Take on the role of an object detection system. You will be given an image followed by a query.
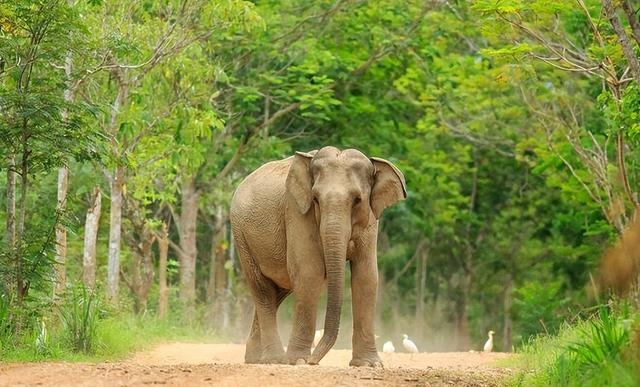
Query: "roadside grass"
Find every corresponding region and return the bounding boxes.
[0,287,220,362]
[507,302,640,387]
[1,313,218,362]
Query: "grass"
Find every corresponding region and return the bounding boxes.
[0,314,210,362]
[507,302,640,387]
[0,288,220,363]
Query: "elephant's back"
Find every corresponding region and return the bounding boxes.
[230,157,292,214]
[230,157,292,239]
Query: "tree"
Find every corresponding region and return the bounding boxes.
[0,0,95,308]
[82,187,101,289]
[473,0,639,232]
[76,0,263,304]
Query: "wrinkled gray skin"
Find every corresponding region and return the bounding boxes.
[230,146,406,367]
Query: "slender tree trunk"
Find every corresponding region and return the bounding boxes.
[4,155,16,296]
[502,275,513,352]
[82,187,101,289]
[414,243,428,334]
[121,196,157,314]
[158,223,169,319]
[208,206,229,328]
[129,230,155,315]
[453,153,478,350]
[55,26,76,297]
[177,177,200,316]
[16,129,30,304]
[602,0,640,85]
[226,229,236,330]
[107,165,125,302]
[621,0,640,46]
[105,68,128,303]
[453,270,472,351]
[54,166,69,297]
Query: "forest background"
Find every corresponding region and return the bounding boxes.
[1,0,639,355]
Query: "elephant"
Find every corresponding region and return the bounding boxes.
[229,146,406,367]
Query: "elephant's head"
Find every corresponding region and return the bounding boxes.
[285,146,406,363]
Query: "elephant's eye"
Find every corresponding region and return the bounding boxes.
[353,196,362,206]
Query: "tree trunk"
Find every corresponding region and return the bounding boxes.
[453,270,472,351]
[621,0,640,47]
[54,166,69,298]
[4,154,16,296]
[105,65,129,303]
[158,223,169,319]
[208,206,229,328]
[602,0,640,85]
[129,229,155,315]
[16,131,29,304]
[177,177,200,317]
[121,196,157,314]
[414,242,429,335]
[502,275,513,352]
[55,24,75,298]
[107,165,125,302]
[82,187,101,289]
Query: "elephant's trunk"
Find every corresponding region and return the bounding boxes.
[308,204,350,364]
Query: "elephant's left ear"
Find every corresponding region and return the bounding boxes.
[370,157,407,219]
[286,151,316,214]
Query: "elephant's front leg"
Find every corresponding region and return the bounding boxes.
[349,256,383,367]
[286,253,325,364]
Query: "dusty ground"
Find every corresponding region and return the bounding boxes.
[0,343,516,387]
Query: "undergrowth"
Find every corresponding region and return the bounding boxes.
[508,301,640,387]
[0,285,218,362]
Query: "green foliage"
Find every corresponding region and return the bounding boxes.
[509,303,639,387]
[0,293,12,349]
[565,306,630,367]
[1,3,640,382]
[513,281,570,340]
[0,0,97,167]
[0,289,219,361]
[58,285,100,354]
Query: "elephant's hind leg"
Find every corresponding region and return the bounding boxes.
[253,278,288,364]
[237,245,289,363]
[243,286,288,363]
[245,289,289,364]
[244,311,261,364]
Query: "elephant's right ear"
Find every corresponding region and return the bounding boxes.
[286,151,315,214]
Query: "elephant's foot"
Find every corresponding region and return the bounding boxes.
[244,346,262,364]
[349,353,383,367]
[245,354,262,364]
[260,354,288,364]
[286,347,312,365]
[259,346,288,364]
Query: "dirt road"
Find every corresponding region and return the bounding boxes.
[0,343,515,387]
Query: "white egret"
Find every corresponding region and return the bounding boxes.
[402,334,418,358]
[382,340,395,353]
[483,330,495,353]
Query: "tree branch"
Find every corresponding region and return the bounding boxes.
[384,238,427,292]
[214,101,302,181]
[602,0,640,86]
[620,0,640,47]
